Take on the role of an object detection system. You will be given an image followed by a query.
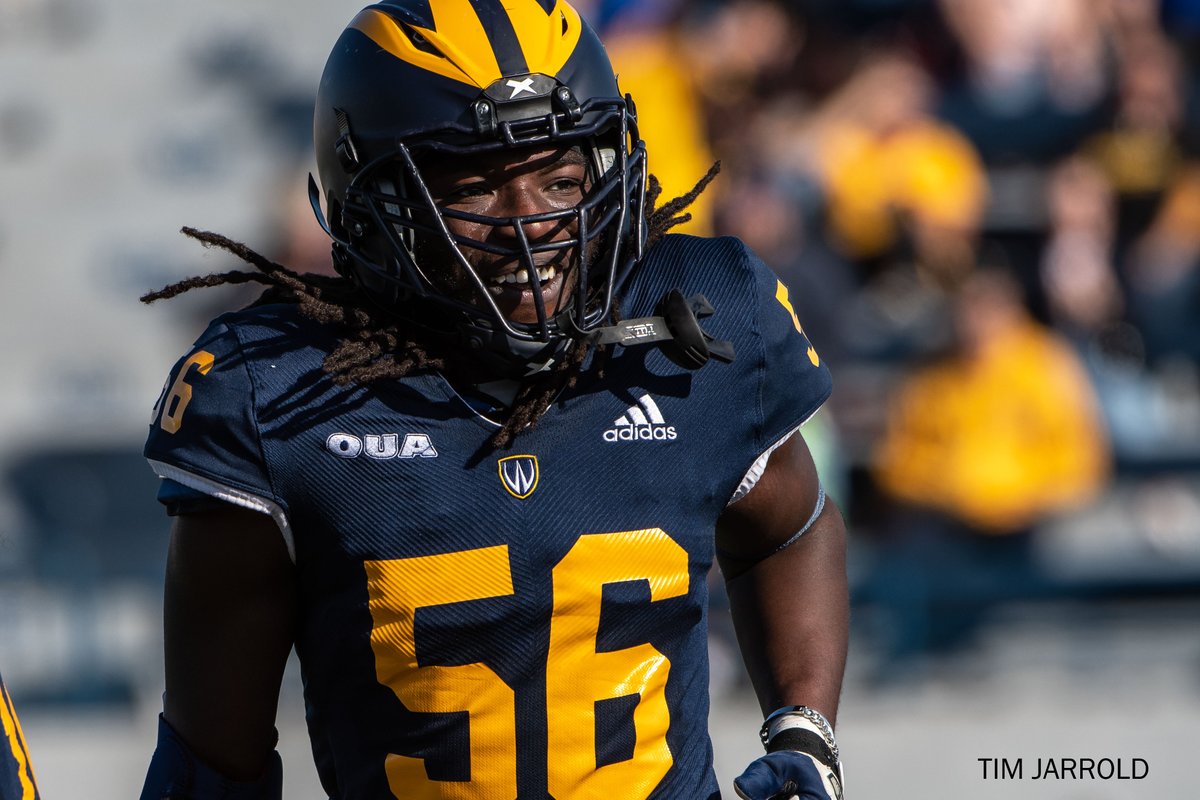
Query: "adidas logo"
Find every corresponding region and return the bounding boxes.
[602,394,678,442]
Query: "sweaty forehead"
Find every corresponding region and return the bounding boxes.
[417,145,586,182]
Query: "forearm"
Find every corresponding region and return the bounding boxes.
[163,585,292,778]
[161,509,298,780]
[724,500,849,725]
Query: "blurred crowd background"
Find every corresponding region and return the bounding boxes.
[592,0,1200,683]
[2,0,1200,797]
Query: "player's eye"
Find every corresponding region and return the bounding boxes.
[443,183,490,203]
[546,177,584,193]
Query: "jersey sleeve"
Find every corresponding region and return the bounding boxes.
[143,319,287,525]
[745,243,833,446]
[721,242,833,505]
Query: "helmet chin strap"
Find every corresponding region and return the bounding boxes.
[576,290,736,370]
[454,324,570,378]
[443,289,737,379]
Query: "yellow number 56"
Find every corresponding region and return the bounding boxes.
[364,528,690,800]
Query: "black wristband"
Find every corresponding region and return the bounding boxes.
[767,727,838,769]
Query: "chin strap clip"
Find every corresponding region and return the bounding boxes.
[584,290,735,369]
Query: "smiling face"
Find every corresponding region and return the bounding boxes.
[413,145,590,327]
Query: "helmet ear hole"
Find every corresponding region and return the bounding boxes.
[597,147,616,175]
[372,173,419,259]
[333,108,361,172]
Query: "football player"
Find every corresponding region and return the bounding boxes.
[139,2,848,799]
[0,672,39,800]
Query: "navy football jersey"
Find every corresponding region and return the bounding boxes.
[144,234,831,800]
[0,674,39,800]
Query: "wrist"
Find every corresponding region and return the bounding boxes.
[760,705,839,765]
[757,705,845,799]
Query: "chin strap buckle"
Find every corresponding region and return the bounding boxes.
[657,290,736,368]
[584,290,735,369]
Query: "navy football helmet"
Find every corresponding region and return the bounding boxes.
[311,0,647,373]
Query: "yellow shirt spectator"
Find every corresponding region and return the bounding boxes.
[821,120,987,262]
[606,31,715,235]
[872,270,1110,532]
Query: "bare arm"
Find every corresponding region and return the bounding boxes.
[715,432,849,726]
[162,505,298,780]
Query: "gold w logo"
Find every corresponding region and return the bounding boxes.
[498,455,539,499]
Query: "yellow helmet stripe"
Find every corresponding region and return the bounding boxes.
[350,3,502,89]
[504,0,583,77]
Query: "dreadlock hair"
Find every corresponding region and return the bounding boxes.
[142,162,721,450]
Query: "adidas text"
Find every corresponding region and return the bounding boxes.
[603,424,677,442]
[603,394,676,443]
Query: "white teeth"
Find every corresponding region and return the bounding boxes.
[487,266,557,288]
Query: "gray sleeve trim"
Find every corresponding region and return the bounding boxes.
[714,479,827,566]
[726,405,820,507]
[769,481,826,555]
[147,460,296,563]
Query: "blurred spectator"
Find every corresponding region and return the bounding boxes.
[1101,0,1173,48]
[604,0,807,234]
[603,2,717,234]
[1039,155,1125,337]
[936,0,1113,167]
[861,265,1111,670]
[801,50,988,284]
[1123,165,1200,365]
[873,265,1110,532]
[1037,154,1160,456]
[1084,30,1187,244]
